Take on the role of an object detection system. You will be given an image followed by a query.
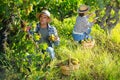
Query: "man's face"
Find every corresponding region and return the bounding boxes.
[39,14,50,25]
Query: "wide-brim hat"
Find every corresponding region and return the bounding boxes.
[78,5,89,13]
[36,10,51,19]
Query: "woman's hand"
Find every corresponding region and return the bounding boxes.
[92,17,99,23]
[92,19,97,23]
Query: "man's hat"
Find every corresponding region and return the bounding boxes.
[78,5,89,13]
[36,10,51,19]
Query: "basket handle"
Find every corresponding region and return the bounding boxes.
[69,54,72,66]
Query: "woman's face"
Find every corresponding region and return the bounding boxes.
[39,14,50,25]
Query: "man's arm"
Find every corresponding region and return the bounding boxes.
[52,27,60,46]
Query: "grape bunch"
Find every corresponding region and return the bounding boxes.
[49,34,55,41]
[33,33,41,41]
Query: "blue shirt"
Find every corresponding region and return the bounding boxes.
[33,23,60,47]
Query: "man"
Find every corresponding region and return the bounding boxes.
[29,10,60,59]
[72,5,96,43]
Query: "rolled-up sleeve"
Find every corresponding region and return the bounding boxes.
[53,27,60,46]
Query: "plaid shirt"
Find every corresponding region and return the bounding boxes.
[29,23,60,47]
[73,16,93,34]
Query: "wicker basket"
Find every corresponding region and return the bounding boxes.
[82,39,95,48]
[60,55,80,75]
[61,64,80,75]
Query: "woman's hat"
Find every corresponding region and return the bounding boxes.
[36,10,51,19]
[78,5,89,13]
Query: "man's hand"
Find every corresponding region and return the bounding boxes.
[54,36,59,41]
[26,26,31,32]
[49,34,58,42]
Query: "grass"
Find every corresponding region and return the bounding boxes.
[111,23,120,43]
[52,18,120,80]
[1,17,120,80]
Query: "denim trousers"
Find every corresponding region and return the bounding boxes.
[46,47,55,59]
[72,28,91,41]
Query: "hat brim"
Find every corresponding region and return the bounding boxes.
[78,6,90,13]
[36,12,51,19]
[36,13,51,22]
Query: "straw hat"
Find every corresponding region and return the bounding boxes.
[78,5,89,13]
[36,10,51,19]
